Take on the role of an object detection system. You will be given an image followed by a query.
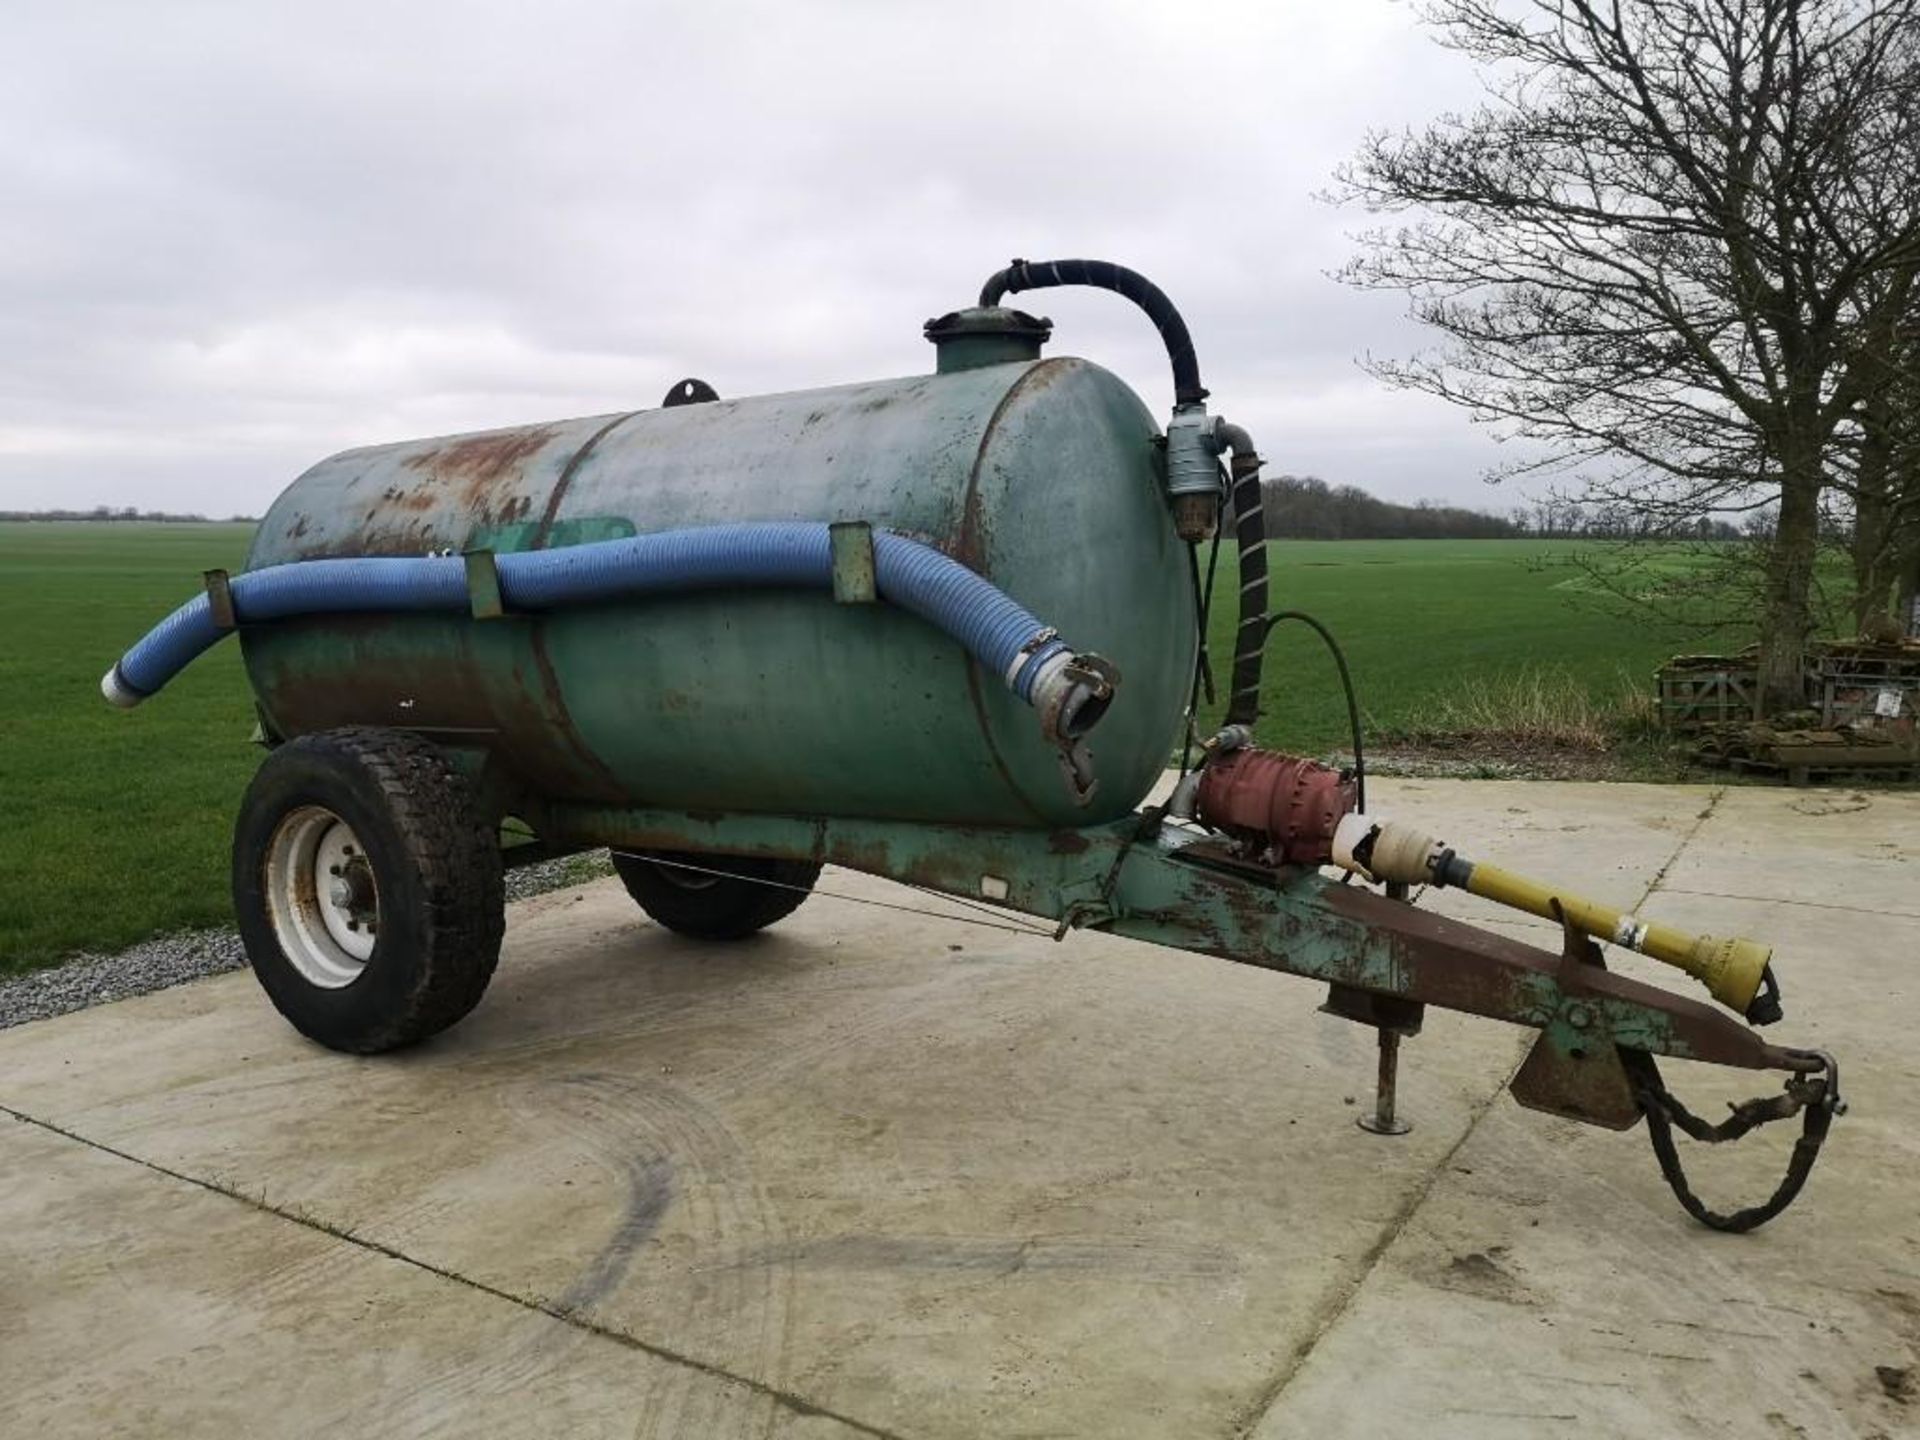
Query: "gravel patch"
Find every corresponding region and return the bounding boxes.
[0,849,614,1033]
[504,848,613,902]
[0,928,249,1032]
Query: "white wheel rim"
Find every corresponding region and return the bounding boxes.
[266,806,378,988]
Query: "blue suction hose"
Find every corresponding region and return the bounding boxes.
[102,522,1115,749]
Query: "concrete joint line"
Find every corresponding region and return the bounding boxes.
[1637,786,1725,910]
[2,1104,911,1440]
[1226,788,1729,1437]
[1222,1056,1522,1438]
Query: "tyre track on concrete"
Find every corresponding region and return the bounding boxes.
[1226,788,1728,1437]
[244,1069,800,1439]
[0,1105,905,1440]
[510,1072,800,1440]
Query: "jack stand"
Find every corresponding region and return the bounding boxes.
[1343,879,1421,1135]
[1357,1027,1412,1136]
[1319,877,1425,1138]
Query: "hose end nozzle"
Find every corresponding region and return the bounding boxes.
[101,663,146,709]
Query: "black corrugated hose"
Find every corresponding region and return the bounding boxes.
[977,259,1209,406]
[1220,449,1269,730]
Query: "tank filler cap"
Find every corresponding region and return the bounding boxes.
[924,306,1052,374]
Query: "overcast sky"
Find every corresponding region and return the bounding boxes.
[0,0,1515,518]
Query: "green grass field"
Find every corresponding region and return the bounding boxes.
[0,525,1716,975]
[1,523,261,973]
[1194,539,1703,752]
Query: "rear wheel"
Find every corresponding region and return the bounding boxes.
[610,850,820,940]
[233,728,504,1053]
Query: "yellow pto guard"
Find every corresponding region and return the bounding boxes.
[1334,815,1780,1023]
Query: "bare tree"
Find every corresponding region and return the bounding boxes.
[1835,278,1920,632]
[1336,0,1920,708]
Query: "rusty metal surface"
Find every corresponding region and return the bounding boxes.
[540,801,1815,1101]
[256,415,617,560]
[1193,747,1356,864]
[1503,918,1644,1128]
[202,569,237,632]
[1319,983,1423,1036]
[828,521,877,604]
[1310,881,1791,1070]
[243,359,1192,829]
[246,615,621,803]
[1510,1033,1642,1129]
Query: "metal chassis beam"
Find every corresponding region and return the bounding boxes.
[540,802,1809,1120]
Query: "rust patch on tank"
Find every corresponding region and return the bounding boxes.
[830,837,895,877]
[244,615,620,801]
[376,424,563,539]
[403,426,560,492]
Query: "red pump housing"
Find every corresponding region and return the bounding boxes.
[1194,747,1357,865]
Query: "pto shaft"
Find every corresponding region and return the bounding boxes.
[1332,816,1779,1023]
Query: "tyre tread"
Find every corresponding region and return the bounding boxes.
[235,727,503,1053]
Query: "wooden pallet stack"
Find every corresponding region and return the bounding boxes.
[1660,641,1919,785]
[1656,654,1761,730]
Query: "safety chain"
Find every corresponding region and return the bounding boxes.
[1620,1048,1845,1233]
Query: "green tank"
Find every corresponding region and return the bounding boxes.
[243,336,1197,827]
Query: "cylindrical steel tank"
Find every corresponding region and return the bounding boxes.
[244,351,1195,827]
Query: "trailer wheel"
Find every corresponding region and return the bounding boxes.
[232,728,504,1054]
[610,850,821,939]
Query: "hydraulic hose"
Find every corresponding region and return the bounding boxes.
[977,259,1208,406]
[1213,421,1267,728]
[102,523,1110,743]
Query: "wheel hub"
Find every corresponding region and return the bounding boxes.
[265,806,379,988]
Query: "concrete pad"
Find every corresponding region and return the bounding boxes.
[0,1114,864,1438]
[3,779,1914,1438]
[1664,784,1920,920]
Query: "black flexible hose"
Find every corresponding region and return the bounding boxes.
[977,259,1208,406]
[1264,610,1367,815]
[1220,447,1268,728]
[1177,528,1225,780]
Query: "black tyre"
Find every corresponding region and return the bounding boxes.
[232,727,504,1054]
[610,850,820,940]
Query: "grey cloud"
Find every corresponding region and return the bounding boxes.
[1,0,1513,517]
